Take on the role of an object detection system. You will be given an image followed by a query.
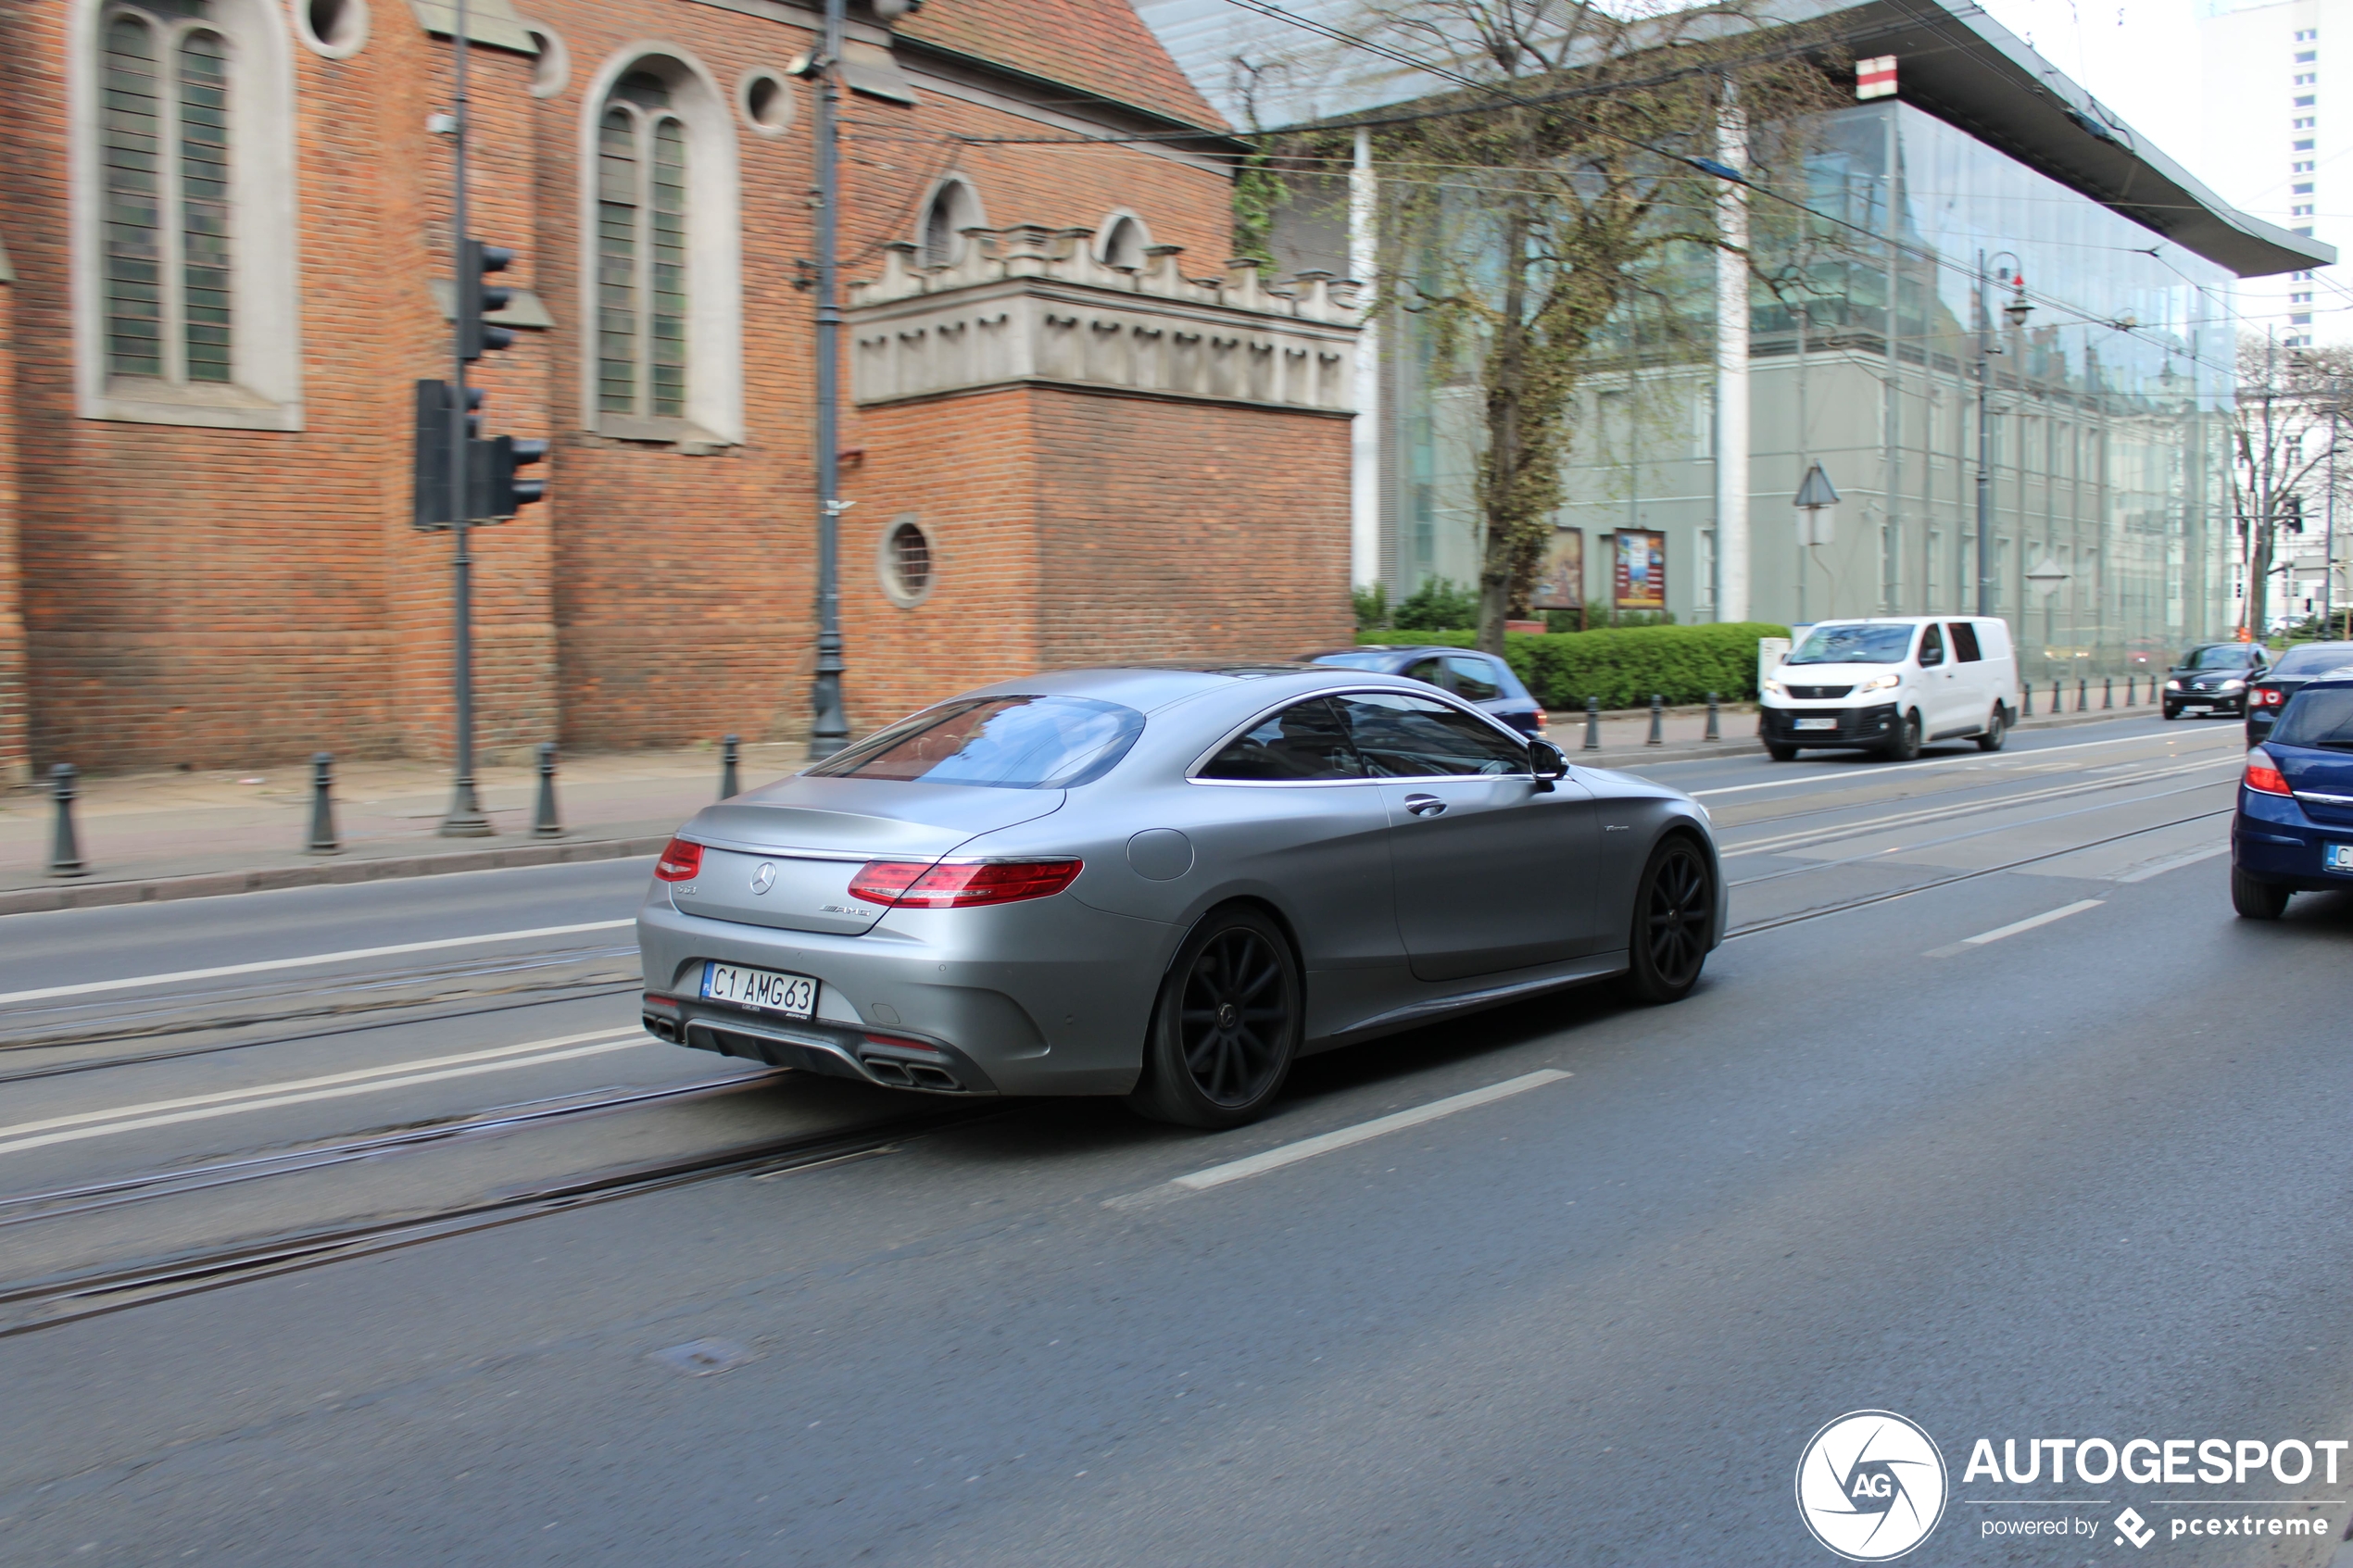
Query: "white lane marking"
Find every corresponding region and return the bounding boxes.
[1926,899,2104,959]
[1162,1070,1569,1196]
[2113,843,2232,884]
[0,920,636,1009]
[0,1029,640,1145]
[0,1033,650,1160]
[1687,732,2229,799]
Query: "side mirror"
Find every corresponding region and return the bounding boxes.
[1529,738,1568,788]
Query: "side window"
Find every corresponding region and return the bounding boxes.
[1947,622,1983,663]
[1918,623,1945,667]
[1444,655,1503,702]
[1331,693,1529,778]
[1199,699,1364,782]
[1402,657,1448,691]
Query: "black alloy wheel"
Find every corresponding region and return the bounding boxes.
[1130,908,1301,1129]
[1621,838,1712,1004]
[1975,705,2007,752]
[1882,709,1922,761]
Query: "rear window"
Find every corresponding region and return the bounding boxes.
[807,696,1144,789]
[2273,686,2353,750]
[1789,623,1917,665]
[2269,645,2353,679]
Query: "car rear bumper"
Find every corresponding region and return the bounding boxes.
[636,889,1176,1098]
[2233,788,2353,889]
[1758,702,1899,748]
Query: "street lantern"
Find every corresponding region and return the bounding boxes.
[2024,558,2070,600]
[2004,275,2032,329]
[1793,461,1839,546]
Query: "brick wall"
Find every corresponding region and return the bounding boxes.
[0,0,1306,772]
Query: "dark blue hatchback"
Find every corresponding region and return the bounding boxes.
[1302,646,1548,735]
[2233,675,2353,919]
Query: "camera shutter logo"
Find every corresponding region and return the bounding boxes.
[1794,1410,1948,1561]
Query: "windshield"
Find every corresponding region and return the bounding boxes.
[805,696,1145,789]
[2273,686,2353,750]
[2183,646,2259,670]
[2269,646,2353,679]
[1787,623,1917,666]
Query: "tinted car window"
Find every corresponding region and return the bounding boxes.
[1918,623,1944,666]
[808,696,1144,789]
[2273,687,2353,749]
[1445,655,1504,701]
[1947,622,1982,662]
[1402,657,1449,691]
[2183,646,2259,669]
[1199,698,1364,782]
[1788,623,1916,665]
[1332,692,1529,777]
[2268,645,2353,679]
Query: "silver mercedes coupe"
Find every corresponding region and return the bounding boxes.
[636,663,1722,1128]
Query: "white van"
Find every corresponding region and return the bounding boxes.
[1758,616,2020,760]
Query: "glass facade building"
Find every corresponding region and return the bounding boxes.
[1384,99,2245,679]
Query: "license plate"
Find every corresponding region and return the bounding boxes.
[1794,717,1840,731]
[2182,705,2210,715]
[2328,845,2353,874]
[701,961,816,1017]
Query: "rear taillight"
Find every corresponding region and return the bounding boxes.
[2245,748,2293,797]
[849,859,1083,909]
[1531,709,1548,732]
[654,837,704,881]
[2258,686,2286,707]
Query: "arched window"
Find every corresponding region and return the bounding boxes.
[918,179,984,268]
[580,47,741,445]
[598,74,689,420]
[77,0,300,428]
[1099,212,1149,270]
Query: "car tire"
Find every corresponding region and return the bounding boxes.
[1767,742,1799,761]
[2162,706,2179,721]
[1619,836,1712,1005]
[2231,866,2292,921]
[1881,709,1922,761]
[1975,706,2007,752]
[1128,906,1301,1130]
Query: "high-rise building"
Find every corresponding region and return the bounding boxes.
[2201,0,2344,346]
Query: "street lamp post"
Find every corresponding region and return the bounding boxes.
[805,0,851,759]
[1975,249,2031,618]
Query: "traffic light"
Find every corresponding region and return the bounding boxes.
[2283,494,2306,535]
[412,379,547,525]
[471,433,548,519]
[458,238,517,361]
[413,379,453,528]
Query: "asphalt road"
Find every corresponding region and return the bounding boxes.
[3,715,2347,1566]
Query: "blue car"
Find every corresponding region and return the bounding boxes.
[2233,674,2353,919]
[1302,645,1548,735]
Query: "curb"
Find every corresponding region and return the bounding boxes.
[0,834,672,919]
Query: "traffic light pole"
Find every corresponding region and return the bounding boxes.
[806,0,850,759]
[441,0,490,834]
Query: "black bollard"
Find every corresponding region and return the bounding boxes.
[1705,692,1720,742]
[2052,678,2063,713]
[2076,677,2088,713]
[2022,683,2033,717]
[721,734,740,800]
[1646,693,1665,746]
[2102,677,2114,710]
[48,763,87,879]
[306,752,339,855]
[534,742,562,837]
[1582,696,1601,752]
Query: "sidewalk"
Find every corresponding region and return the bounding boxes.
[0,700,2146,917]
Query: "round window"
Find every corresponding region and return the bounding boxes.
[878,516,935,608]
[298,0,370,57]
[739,67,795,136]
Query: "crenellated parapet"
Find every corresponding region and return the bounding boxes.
[848,225,1363,412]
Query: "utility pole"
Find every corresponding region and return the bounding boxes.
[1712,75,1750,624]
[439,0,489,835]
[805,0,850,759]
[1974,249,2026,618]
[2328,386,2342,636]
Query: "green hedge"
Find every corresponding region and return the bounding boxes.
[1355,621,1792,710]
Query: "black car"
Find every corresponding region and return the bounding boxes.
[2246,642,2353,744]
[2162,642,2272,719]
[1304,646,1548,734]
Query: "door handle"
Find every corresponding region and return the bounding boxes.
[1404,794,1446,817]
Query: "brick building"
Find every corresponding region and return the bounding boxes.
[0,0,1358,783]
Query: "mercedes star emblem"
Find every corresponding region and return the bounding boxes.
[749,861,777,896]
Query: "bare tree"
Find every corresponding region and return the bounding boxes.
[2230,335,2353,636]
[1277,0,1848,649]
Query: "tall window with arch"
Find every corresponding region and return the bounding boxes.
[919,180,983,269]
[598,72,689,420]
[102,0,234,385]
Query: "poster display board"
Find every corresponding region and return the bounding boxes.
[1529,527,1583,610]
[1614,529,1667,611]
